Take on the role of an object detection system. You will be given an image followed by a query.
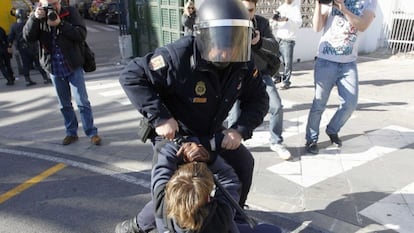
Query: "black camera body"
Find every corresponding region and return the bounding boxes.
[319,0,333,4]
[43,4,58,21]
[272,11,281,21]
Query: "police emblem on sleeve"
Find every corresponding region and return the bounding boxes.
[193,81,207,103]
[149,55,166,71]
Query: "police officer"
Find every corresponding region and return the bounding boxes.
[116,0,269,231]
[0,26,15,86]
[8,8,51,86]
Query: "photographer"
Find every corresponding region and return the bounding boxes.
[269,0,302,90]
[305,0,377,154]
[23,0,101,146]
[228,0,291,160]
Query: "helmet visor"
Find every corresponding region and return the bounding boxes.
[196,19,252,63]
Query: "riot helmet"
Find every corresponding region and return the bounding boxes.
[194,0,253,63]
[14,9,27,20]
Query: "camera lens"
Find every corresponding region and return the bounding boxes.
[48,11,58,21]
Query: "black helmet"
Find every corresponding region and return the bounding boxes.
[194,0,253,63]
[15,9,27,20]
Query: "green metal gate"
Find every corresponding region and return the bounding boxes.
[128,0,184,57]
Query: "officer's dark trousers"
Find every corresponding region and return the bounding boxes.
[136,142,255,231]
[19,48,48,82]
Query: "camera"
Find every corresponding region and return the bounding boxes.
[252,29,257,39]
[272,11,281,21]
[319,0,333,4]
[43,4,58,21]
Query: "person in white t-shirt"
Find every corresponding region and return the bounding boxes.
[269,0,302,90]
[305,0,377,154]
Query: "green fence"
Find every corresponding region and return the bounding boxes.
[128,0,185,57]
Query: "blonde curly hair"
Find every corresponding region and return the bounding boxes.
[165,162,215,232]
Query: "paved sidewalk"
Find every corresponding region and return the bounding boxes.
[246,55,414,233]
[1,54,413,233]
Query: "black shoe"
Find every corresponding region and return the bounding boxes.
[305,141,319,154]
[6,81,14,86]
[26,81,37,86]
[326,131,342,147]
[272,76,282,84]
[115,217,145,233]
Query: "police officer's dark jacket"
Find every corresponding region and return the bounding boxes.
[119,36,269,149]
[23,6,85,73]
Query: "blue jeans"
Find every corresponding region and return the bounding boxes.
[227,75,284,144]
[278,39,295,86]
[50,67,98,137]
[305,58,358,142]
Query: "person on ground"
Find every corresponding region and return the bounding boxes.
[305,0,377,154]
[228,0,291,160]
[8,8,52,86]
[23,0,101,146]
[181,0,196,36]
[117,143,282,233]
[117,0,269,231]
[269,0,302,90]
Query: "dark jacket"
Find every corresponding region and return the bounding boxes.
[251,15,279,76]
[151,141,241,233]
[23,6,86,73]
[0,27,8,54]
[119,36,269,144]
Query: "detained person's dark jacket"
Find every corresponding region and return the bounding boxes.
[251,15,279,76]
[23,6,85,73]
[151,141,241,233]
[119,36,269,146]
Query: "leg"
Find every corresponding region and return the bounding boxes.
[68,67,98,137]
[137,201,156,232]
[19,49,36,85]
[31,48,51,83]
[220,144,254,207]
[0,53,15,84]
[262,75,283,145]
[326,61,358,134]
[281,40,295,88]
[305,58,337,143]
[263,75,291,159]
[50,72,79,136]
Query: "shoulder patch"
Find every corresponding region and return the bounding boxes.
[149,55,166,71]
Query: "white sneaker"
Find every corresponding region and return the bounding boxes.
[270,143,292,160]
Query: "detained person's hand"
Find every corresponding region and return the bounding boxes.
[176,142,210,163]
[221,128,242,150]
[155,117,179,140]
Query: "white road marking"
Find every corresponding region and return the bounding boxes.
[267,126,414,187]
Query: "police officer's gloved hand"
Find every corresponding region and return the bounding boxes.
[176,142,210,163]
